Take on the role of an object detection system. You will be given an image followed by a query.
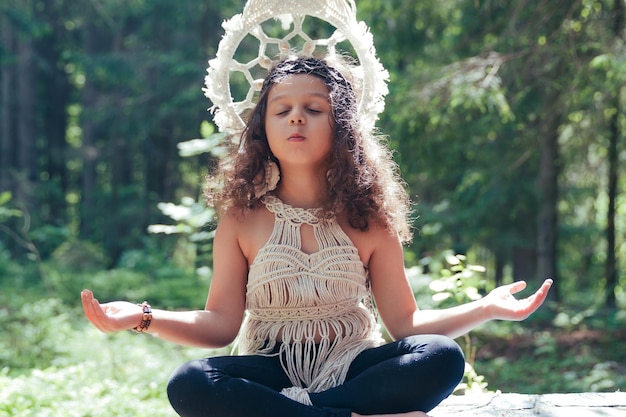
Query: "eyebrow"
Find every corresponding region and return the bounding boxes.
[268,91,330,105]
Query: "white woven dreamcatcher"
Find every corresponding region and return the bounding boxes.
[204,0,389,136]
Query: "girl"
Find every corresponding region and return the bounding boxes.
[81,56,552,417]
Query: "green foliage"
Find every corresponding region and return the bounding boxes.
[148,196,216,276]
[0,192,21,222]
[0,193,49,286]
[0,324,221,417]
[0,286,224,416]
[408,251,492,394]
[358,0,626,301]
[0,249,42,299]
[43,261,207,309]
[50,240,109,272]
[431,253,491,394]
[177,122,229,158]
[150,197,216,240]
[475,325,626,394]
[426,251,488,306]
[0,247,11,280]
[471,294,626,393]
[456,362,489,395]
[147,126,227,274]
[0,249,623,417]
[27,225,73,260]
[1,1,625,410]
[3,0,624,313]
[0,298,72,372]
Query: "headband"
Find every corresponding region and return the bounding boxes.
[203,0,389,136]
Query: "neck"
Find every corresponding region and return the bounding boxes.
[274,165,327,209]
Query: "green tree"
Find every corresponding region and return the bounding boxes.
[359,0,623,306]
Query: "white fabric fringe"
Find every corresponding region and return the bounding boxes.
[238,195,383,393]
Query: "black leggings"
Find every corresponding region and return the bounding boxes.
[167,334,465,417]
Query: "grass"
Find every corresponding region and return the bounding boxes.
[469,309,626,394]
[2,309,625,417]
[1,257,624,415]
[0,323,227,417]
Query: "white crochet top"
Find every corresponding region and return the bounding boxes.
[238,194,383,393]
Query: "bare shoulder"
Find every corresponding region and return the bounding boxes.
[337,215,400,267]
[217,205,267,229]
[218,205,274,263]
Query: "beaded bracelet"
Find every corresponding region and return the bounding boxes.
[133,301,152,333]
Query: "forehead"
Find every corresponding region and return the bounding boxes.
[267,74,330,102]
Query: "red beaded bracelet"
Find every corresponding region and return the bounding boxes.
[133,301,152,333]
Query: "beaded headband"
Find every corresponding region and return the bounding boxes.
[203,0,389,136]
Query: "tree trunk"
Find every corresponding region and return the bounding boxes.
[107,133,132,264]
[605,96,618,309]
[16,2,38,211]
[494,251,505,287]
[79,9,99,240]
[536,103,560,302]
[512,246,536,282]
[604,0,624,310]
[38,0,70,224]
[1,12,16,194]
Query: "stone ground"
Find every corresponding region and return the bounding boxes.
[430,391,626,416]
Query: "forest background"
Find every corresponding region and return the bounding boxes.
[1,0,625,416]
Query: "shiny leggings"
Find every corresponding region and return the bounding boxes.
[167,334,465,417]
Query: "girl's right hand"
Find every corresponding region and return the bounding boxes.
[81,289,143,333]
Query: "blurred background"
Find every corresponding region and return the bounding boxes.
[0,1,624,415]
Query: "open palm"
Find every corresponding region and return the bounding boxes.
[484,279,553,321]
[81,289,141,333]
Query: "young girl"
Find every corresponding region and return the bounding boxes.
[81,56,553,417]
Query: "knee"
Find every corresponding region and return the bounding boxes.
[404,334,466,379]
[433,334,464,358]
[167,360,208,414]
[168,359,206,394]
[430,335,466,383]
[402,334,463,356]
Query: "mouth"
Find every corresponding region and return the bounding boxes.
[288,133,305,141]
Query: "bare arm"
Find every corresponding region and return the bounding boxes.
[368,229,553,340]
[81,211,248,348]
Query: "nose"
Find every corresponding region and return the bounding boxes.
[289,111,305,125]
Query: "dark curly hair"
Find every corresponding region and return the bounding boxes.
[206,56,412,242]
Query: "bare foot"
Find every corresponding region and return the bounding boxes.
[351,412,429,417]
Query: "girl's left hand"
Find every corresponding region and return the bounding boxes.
[484,279,553,321]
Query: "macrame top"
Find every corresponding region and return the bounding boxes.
[238,194,384,393]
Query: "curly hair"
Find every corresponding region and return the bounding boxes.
[205,56,412,242]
